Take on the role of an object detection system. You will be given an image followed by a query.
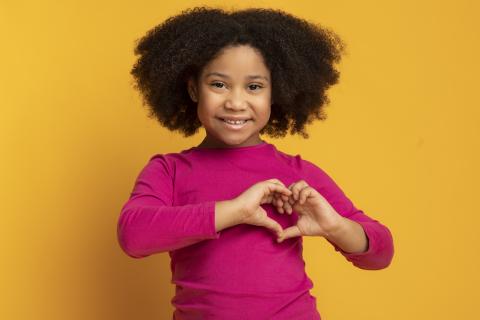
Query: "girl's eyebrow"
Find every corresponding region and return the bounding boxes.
[205,72,269,82]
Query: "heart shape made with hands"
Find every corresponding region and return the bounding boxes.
[272,180,343,243]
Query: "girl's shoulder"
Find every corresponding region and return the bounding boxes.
[140,149,189,177]
[269,144,307,169]
[271,146,335,181]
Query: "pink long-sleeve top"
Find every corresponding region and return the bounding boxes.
[117,141,394,319]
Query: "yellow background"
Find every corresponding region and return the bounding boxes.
[1,0,479,319]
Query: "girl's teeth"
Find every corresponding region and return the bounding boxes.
[224,119,247,124]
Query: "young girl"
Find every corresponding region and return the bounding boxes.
[117,6,394,320]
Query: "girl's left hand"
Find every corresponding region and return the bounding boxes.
[273,180,344,243]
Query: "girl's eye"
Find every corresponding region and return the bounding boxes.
[248,84,262,91]
[210,82,263,91]
[211,82,225,89]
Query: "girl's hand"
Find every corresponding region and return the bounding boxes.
[273,180,344,243]
[233,179,293,237]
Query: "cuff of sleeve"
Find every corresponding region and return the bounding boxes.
[206,201,221,239]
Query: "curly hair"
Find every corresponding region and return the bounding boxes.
[130,6,345,138]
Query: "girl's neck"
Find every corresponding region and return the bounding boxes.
[196,135,264,149]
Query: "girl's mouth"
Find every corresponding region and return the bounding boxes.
[219,118,250,129]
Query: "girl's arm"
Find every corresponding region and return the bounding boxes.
[323,209,393,270]
[117,155,240,258]
[323,216,369,254]
[298,157,394,270]
[118,201,220,258]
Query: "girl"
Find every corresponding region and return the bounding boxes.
[117,6,394,320]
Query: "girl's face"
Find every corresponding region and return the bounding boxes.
[188,45,272,148]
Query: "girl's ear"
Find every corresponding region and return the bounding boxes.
[187,78,198,102]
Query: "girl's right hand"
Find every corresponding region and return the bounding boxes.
[233,179,293,237]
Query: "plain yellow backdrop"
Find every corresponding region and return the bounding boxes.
[1,0,479,319]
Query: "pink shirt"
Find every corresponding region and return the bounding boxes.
[117,141,394,319]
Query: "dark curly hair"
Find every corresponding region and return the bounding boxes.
[130,6,346,138]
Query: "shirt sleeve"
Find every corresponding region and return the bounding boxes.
[117,154,221,258]
[298,157,394,270]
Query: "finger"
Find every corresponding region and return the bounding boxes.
[288,182,298,200]
[277,225,302,243]
[271,192,278,202]
[273,191,290,203]
[272,194,279,205]
[266,178,287,188]
[298,186,312,205]
[262,216,284,236]
[290,180,309,200]
[270,192,289,212]
[268,180,293,195]
[275,198,285,214]
[288,196,295,205]
[267,182,292,197]
[283,200,293,215]
[277,192,290,213]
[287,182,300,204]
[262,192,277,205]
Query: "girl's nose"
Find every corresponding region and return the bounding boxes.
[225,90,247,111]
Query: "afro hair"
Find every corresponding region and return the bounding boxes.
[130,6,346,138]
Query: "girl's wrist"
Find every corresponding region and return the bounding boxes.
[323,215,347,238]
[214,200,244,232]
[323,217,369,254]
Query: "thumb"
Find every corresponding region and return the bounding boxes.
[277,225,302,243]
[258,214,284,237]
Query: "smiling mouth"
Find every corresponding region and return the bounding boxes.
[219,118,250,125]
[218,118,251,129]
